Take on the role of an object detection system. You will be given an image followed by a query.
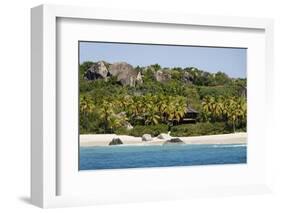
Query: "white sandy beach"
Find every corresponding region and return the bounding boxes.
[80,132,247,147]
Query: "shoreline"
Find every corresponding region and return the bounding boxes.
[80,132,247,147]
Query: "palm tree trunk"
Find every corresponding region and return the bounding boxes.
[232,120,236,133]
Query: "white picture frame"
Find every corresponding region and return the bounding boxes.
[31,4,274,208]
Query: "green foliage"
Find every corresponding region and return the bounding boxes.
[197,86,238,98]
[79,61,247,135]
[115,125,169,137]
[201,96,247,132]
[171,70,184,81]
[213,72,231,85]
[150,63,161,71]
[183,68,231,86]
[79,61,94,80]
[124,124,169,137]
[114,127,130,135]
[142,68,155,82]
[79,93,188,134]
[170,122,230,137]
[79,61,94,73]
[184,86,201,110]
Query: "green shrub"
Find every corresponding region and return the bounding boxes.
[114,127,130,135]
[131,124,169,137]
[197,86,238,98]
[235,126,247,133]
[115,124,169,137]
[170,122,231,137]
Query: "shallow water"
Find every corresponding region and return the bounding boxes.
[79,144,247,170]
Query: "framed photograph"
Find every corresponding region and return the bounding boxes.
[31,4,274,208]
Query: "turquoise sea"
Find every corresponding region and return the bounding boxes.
[79,143,247,170]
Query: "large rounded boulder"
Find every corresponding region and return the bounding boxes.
[154,69,171,83]
[142,134,153,141]
[157,133,171,140]
[84,61,109,80]
[109,138,123,145]
[164,138,184,144]
[108,62,142,86]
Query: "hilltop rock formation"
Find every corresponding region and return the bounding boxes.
[154,69,171,83]
[84,61,109,80]
[182,71,193,84]
[84,61,142,87]
[108,62,142,86]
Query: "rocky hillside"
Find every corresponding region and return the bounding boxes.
[84,61,143,86]
[84,61,196,86]
[79,60,247,134]
[82,61,246,96]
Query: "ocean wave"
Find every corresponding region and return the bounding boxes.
[212,144,247,148]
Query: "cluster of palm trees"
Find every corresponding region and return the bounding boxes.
[117,94,188,126]
[201,96,247,132]
[80,93,247,134]
[80,94,188,133]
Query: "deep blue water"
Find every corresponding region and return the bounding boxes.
[79,144,247,170]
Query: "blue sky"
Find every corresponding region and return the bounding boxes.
[79,42,247,78]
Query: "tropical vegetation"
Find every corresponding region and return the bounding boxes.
[79,61,247,136]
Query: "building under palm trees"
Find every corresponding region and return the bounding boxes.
[171,106,198,125]
[181,107,199,124]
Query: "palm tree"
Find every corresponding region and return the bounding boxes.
[173,96,187,122]
[98,100,114,133]
[144,99,161,125]
[156,94,168,122]
[116,95,133,113]
[80,95,94,114]
[163,96,175,122]
[201,96,247,131]
[166,96,187,124]
[145,109,160,125]
[79,95,95,133]
[108,112,128,132]
[234,97,247,128]
[224,97,240,133]
[128,96,145,125]
[213,96,225,121]
[202,96,215,121]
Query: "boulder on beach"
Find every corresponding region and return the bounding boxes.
[109,138,123,145]
[142,134,152,141]
[165,138,184,144]
[157,133,171,140]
